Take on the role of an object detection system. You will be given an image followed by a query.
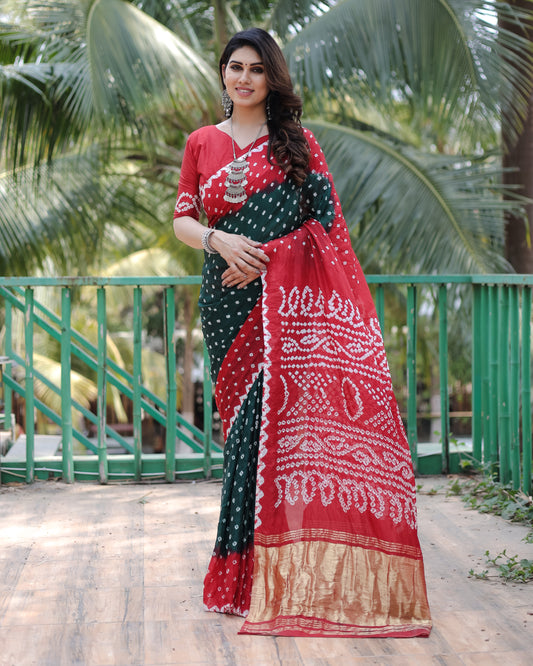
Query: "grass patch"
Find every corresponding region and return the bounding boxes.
[469,549,533,583]
[448,475,533,583]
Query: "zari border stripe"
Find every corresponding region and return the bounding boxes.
[239,614,432,637]
[254,528,422,559]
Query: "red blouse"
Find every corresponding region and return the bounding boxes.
[173,125,280,227]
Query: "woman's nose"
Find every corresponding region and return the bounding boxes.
[238,68,251,83]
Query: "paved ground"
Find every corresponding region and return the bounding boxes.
[0,475,531,665]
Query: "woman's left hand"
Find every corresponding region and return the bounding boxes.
[221,264,264,289]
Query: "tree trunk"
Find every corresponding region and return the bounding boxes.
[213,0,229,63]
[501,1,533,273]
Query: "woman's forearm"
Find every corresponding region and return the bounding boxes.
[172,215,208,250]
[173,215,269,288]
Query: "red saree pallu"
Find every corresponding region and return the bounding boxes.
[238,220,432,637]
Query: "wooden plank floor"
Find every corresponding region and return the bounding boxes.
[0,476,531,666]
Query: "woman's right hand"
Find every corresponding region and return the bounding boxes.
[210,230,270,289]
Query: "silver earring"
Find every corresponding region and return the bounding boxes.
[222,89,233,117]
[266,95,272,121]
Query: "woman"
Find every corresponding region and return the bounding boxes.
[173,27,432,638]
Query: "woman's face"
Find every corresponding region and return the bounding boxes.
[222,45,269,114]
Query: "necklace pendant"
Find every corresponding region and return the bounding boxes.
[224,120,266,205]
[228,157,249,175]
[223,186,248,203]
[224,157,250,203]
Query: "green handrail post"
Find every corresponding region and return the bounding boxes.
[97,287,108,484]
[509,286,520,490]
[133,286,143,482]
[488,285,499,476]
[498,286,510,484]
[480,285,490,467]
[24,287,35,483]
[472,284,483,466]
[4,299,13,425]
[480,284,491,465]
[438,284,450,474]
[521,287,532,495]
[406,285,418,468]
[61,287,74,483]
[165,287,177,482]
[203,344,213,479]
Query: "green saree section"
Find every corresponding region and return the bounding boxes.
[212,371,262,558]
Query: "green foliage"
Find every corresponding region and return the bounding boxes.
[468,567,489,580]
[446,477,464,496]
[459,456,476,472]
[1,0,533,279]
[286,0,533,151]
[416,483,441,495]
[470,549,533,583]
[457,476,533,525]
[307,121,517,273]
[448,475,533,581]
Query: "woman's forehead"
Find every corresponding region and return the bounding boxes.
[228,45,262,65]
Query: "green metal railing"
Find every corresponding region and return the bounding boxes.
[0,277,220,484]
[0,274,532,494]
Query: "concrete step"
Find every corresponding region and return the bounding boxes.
[3,434,62,459]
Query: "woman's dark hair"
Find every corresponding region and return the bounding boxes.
[219,28,310,187]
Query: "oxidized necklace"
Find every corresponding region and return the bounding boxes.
[224,118,267,204]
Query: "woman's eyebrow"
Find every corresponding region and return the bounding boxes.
[228,59,264,66]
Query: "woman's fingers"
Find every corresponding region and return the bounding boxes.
[221,264,261,288]
[234,243,269,271]
[213,231,270,271]
[221,270,250,288]
[211,231,270,287]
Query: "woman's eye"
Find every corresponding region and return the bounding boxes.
[252,68,264,74]
[230,64,241,71]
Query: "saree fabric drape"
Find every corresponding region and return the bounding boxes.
[240,219,431,636]
[174,126,431,637]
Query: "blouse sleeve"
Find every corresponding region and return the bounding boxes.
[173,133,202,221]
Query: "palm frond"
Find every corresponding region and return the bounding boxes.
[268,0,337,37]
[307,120,522,274]
[0,62,78,169]
[83,0,219,129]
[286,0,533,146]
[28,352,98,413]
[0,147,154,275]
[0,0,220,166]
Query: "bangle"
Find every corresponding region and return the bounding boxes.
[201,228,218,254]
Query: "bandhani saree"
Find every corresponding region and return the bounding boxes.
[174,125,432,637]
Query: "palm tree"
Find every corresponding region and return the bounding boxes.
[0,0,221,275]
[1,0,532,277]
[283,0,533,273]
[500,0,533,272]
